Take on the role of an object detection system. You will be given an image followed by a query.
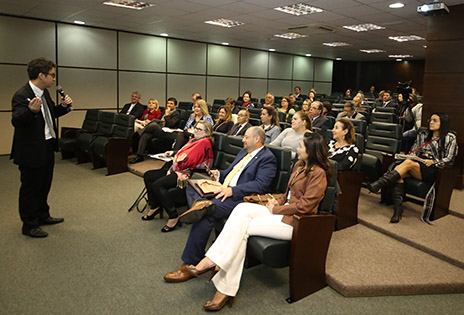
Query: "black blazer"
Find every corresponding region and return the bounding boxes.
[227,122,252,136]
[10,83,69,168]
[312,116,331,130]
[213,120,234,133]
[163,109,181,129]
[120,102,145,118]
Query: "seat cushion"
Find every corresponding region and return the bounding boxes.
[404,178,432,199]
[247,236,290,268]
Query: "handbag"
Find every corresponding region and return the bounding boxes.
[243,193,285,206]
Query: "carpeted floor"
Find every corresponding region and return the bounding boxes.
[1,154,463,314]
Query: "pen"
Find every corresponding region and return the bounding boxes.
[267,193,276,200]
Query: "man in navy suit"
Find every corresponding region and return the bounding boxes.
[11,57,73,238]
[164,127,277,282]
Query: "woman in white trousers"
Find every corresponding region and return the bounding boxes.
[187,132,332,311]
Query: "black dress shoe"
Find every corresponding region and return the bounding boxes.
[129,155,144,164]
[22,227,48,238]
[39,217,64,225]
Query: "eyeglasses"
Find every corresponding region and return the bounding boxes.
[45,72,56,78]
[194,127,205,132]
[237,114,248,117]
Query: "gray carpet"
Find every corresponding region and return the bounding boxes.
[1,154,464,314]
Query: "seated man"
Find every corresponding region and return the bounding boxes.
[310,101,331,129]
[164,127,277,282]
[294,86,307,100]
[263,93,277,107]
[336,101,366,121]
[379,90,397,108]
[227,109,252,136]
[130,97,180,164]
[120,91,145,118]
[225,97,240,114]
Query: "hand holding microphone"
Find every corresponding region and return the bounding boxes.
[57,86,73,110]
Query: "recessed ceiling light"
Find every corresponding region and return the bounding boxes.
[205,18,244,28]
[336,58,342,61]
[343,23,385,32]
[221,42,229,46]
[323,42,351,47]
[160,33,168,37]
[103,0,153,10]
[389,35,425,42]
[274,32,308,40]
[269,49,276,52]
[305,53,312,57]
[423,45,427,48]
[396,59,403,61]
[74,20,85,25]
[389,3,405,9]
[389,54,413,58]
[274,3,323,16]
[360,49,386,54]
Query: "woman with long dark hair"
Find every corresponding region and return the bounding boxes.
[329,118,359,171]
[185,133,331,311]
[368,112,458,223]
[213,106,234,134]
[260,105,281,143]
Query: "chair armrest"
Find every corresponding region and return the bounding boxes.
[61,127,80,139]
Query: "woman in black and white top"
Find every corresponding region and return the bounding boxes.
[260,105,281,144]
[328,118,359,171]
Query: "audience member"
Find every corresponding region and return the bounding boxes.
[260,105,281,144]
[379,90,397,108]
[213,106,234,134]
[263,93,276,107]
[368,85,378,98]
[336,101,366,120]
[322,101,336,118]
[185,132,331,311]
[277,96,295,120]
[301,99,310,115]
[368,113,458,223]
[225,97,239,114]
[402,94,423,152]
[310,101,331,129]
[396,93,408,117]
[142,120,214,232]
[241,91,254,109]
[134,98,162,134]
[343,89,352,100]
[228,109,252,136]
[374,90,385,108]
[271,111,311,155]
[308,90,316,103]
[294,86,307,100]
[288,93,297,106]
[192,92,201,103]
[120,91,145,118]
[163,127,277,283]
[329,119,359,170]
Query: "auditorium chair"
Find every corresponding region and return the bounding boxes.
[213,99,225,105]
[90,113,135,175]
[371,112,396,123]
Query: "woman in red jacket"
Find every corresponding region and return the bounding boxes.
[134,98,162,133]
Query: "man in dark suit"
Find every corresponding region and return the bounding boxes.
[130,97,181,163]
[336,101,366,121]
[164,127,277,282]
[11,57,73,238]
[380,90,397,108]
[227,109,252,136]
[310,101,331,130]
[294,86,307,100]
[120,91,145,119]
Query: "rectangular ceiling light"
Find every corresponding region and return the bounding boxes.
[205,18,244,28]
[389,54,413,58]
[274,3,323,16]
[274,32,308,40]
[360,49,386,53]
[389,35,425,42]
[103,0,153,10]
[323,42,351,47]
[343,23,385,32]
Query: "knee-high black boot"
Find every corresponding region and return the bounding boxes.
[390,183,404,223]
[367,170,401,194]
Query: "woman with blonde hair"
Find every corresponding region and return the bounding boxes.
[134,98,162,133]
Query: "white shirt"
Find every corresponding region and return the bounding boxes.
[29,81,54,139]
[127,103,137,115]
[228,146,263,187]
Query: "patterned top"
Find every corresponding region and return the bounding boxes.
[328,140,359,171]
[184,115,214,130]
[410,129,458,169]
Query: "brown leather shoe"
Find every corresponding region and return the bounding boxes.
[164,264,194,283]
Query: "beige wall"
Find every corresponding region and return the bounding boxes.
[0,15,333,155]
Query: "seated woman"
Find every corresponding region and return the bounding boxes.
[260,105,281,144]
[142,120,214,232]
[270,111,312,156]
[301,99,311,116]
[134,98,162,134]
[277,97,295,120]
[173,99,214,151]
[213,106,234,134]
[328,118,359,171]
[186,132,331,311]
[307,90,316,103]
[368,112,458,223]
[241,91,254,109]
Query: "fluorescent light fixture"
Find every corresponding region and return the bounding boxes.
[360,49,386,54]
[343,23,385,32]
[396,59,402,61]
[74,20,85,25]
[274,3,323,16]
[160,33,168,37]
[205,18,244,28]
[274,32,308,40]
[323,42,351,47]
[305,53,312,57]
[389,35,425,42]
[389,54,413,58]
[336,58,342,61]
[389,3,405,9]
[103,0,153,10]
[269,49,276,52]
[221,42,229,46]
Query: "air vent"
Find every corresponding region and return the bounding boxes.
[287,24,337,35]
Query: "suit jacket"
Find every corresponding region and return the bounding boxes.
[11,83,70,168]
[227,122,252,136]
[120,102,145,118]
[162,109,181,129]
[312,115,331,129]
[381,100,398,108]
[336,111,366,121]
[219,147,277,201]
[273,162,327,227]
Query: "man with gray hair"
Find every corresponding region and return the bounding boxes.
[263,93,276,107]
[120,91,145,118]
[337,101,366,120]
[164,126,277,282]
[310,101,330,129]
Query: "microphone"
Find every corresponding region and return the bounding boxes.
[57,86,73,111]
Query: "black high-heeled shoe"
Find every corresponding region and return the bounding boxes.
[141,208,161,221]
[161,221,182,233]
